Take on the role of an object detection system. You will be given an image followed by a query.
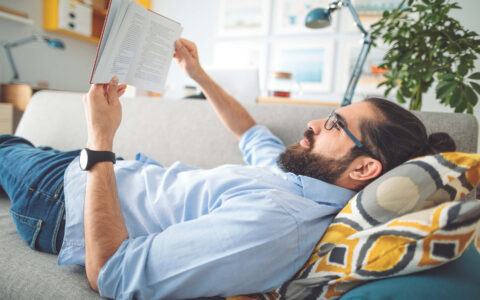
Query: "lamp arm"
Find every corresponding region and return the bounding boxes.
[2,35,39,83]
[341,36,372,106]
[339,0,372,106]
[5,35,38,49]
[343,0,368,35]
[3,45,19,82]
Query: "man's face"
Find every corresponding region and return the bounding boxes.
[277,102,376,185]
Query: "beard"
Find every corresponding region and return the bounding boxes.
[277,129,359,185]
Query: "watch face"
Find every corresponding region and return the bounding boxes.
[80,148,88,170]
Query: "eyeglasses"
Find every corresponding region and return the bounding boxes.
[325,111,378,160]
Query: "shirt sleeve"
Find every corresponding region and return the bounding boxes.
[97,193,302,300]
[238,125,286,167]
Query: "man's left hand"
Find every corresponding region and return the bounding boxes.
[83,77,127,151]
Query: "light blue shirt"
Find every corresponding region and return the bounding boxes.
[58,125,355,300]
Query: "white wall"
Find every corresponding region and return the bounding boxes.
[0,0,95,92]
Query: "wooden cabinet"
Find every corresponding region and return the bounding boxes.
[0,103,13,135]
[43,0,151,44]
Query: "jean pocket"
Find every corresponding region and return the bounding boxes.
[10,209,43,250]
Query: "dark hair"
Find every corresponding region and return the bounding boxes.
[357,97,456,175]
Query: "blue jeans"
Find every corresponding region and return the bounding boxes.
[0,135,79,254]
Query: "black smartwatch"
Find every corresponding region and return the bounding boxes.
[79,148,116,171]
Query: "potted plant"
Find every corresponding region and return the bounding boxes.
[370,0,480,113]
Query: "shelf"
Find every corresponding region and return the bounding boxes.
[257,97,340,106]
[0,10,33,25]
[43,0,150,44]
[47,28,100,43]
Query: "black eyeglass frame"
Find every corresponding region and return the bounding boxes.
[325,111,378,160]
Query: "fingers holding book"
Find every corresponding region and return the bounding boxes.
[84,77,124,151]
[174,38,206,82]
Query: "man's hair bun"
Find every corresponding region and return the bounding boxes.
[428,132,456,153]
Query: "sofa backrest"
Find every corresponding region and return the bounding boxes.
[16,91,478,168]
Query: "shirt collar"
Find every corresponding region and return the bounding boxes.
[299,175,356,209]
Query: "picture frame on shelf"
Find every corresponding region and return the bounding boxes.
[273,0,336,35]
[213,41,268,91]
[217,0,271,37]
[338,38,388,96]
[342,0,404,32]
[270,40,334,93]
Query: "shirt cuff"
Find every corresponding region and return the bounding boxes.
[238,125,270,152]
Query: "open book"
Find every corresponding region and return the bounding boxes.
[90,0,182,93]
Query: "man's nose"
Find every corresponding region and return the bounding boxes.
[307,119,325,135]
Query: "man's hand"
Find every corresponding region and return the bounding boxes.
[83,77,127,151]
[174,38,206,81]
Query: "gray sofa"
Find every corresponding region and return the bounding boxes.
[0,90,478,299]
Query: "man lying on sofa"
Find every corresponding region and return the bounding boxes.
[0,38,456,299]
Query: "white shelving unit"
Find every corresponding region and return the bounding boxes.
[0,10,33,25]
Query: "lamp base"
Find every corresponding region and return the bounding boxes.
[0,83,32,111]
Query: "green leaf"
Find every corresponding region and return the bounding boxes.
[455,99,466,113]
[435,80,451,92]
[458,62,469,77]
[396,90,406,104]
[465,86,478,106]
[413,4,427,11]
[436,81,456,99]
[450,87,462,108]
[439,73,456,80]
[470,81,480,95]
[467,104,473,114]
[384,86,394,96]
[401,84,412,97]
[469,72,480,80]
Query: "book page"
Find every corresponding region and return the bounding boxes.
[91,1,182,94]
[127,12,182,93]
[104,4,146,82]
[91,0,131,82]
[92,0,127,75]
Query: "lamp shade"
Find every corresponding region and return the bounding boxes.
[305,8,331,28]
[44,38,65,49]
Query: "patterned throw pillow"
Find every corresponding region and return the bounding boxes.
[228,152,480,300]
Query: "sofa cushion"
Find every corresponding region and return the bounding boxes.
[230,152,480,300]
[0,191,101,299]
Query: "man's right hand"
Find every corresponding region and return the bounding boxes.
[174,38,206,82]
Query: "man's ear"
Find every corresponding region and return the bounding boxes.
[348,157,382,182]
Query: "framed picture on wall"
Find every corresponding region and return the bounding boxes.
[213,41,268,89]
[217,0,271,37]
[338,38,388,96]
[342,0,403,32]
[270,40,334,93]
[273,0,336,35]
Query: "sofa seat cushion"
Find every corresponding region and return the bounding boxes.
[0,191,101,299]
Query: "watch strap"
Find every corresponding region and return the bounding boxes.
[81,148,116,171]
